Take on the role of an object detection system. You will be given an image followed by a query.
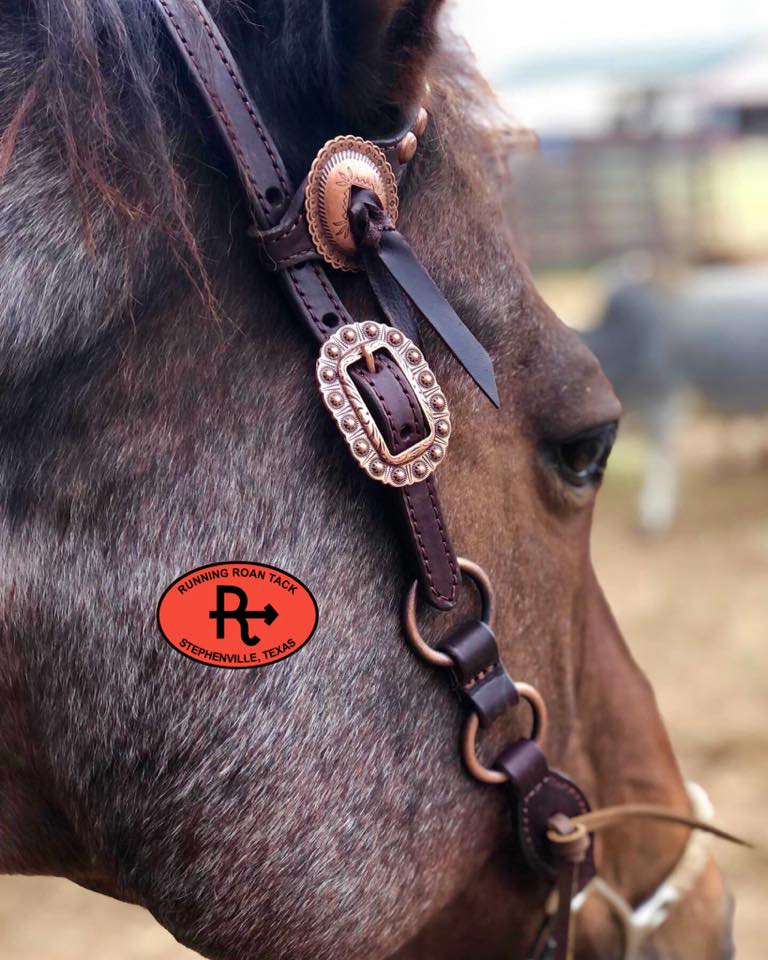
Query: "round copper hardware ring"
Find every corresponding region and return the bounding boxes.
[305,135,399,272]
[462,683,549,785]
[403,557,496,667]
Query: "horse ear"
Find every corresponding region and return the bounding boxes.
[320,0,445,118]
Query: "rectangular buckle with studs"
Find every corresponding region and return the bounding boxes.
[316,322,450,486]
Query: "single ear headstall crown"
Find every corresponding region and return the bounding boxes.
[254,121,500,409]
[152,5,748,959]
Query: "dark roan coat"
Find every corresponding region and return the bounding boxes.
[0,2,732,958]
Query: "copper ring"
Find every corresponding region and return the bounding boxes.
[461,683,549,785]
[402,557,496,667]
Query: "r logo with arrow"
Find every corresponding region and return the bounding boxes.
[209,585,279,646]
[158,561,318,669]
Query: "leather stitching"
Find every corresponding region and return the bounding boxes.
[158,0,290,223]
[521,774,589,856]
[356,359,457,605]
[275,249,317,267]
[157,0,272,218]
[386,360,422,430]
[287,268,327,338]
[419,478,459,602]
[311,263,347,316]
[186,0,290,196]
[462,662,499,688]
[386,364,459,605]
[256,210,305,243]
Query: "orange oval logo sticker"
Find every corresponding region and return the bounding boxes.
[157,562,318,669]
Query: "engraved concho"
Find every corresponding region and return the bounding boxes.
[317,322,451,486]
[305,136,398,272]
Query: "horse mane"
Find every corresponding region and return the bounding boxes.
[0,0,510,229]
[0,0,437,225]
[0,0,214,306]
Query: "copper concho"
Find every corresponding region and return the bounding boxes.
[305,136,398,272]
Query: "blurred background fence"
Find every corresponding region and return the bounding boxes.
[510,133,768,267]
[503,37,768,268]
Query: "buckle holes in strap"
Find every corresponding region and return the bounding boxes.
[265,185,283,207]
[403,557,495,667]
[322,312,340,328]
[462,683,549,785]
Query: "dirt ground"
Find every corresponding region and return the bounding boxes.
[0,417,765,958]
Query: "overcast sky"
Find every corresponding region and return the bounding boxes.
[451,0,768,79]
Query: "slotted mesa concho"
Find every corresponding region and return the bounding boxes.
[305,136,398,271]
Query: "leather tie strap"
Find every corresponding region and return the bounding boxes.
[548,813,592,960]
[377,229,499,407]
[348,188,500,406]
[556,804,750,848]
[153,0,460,609]
[348,187,421,345]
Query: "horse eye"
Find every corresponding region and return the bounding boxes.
[548,423,618,487]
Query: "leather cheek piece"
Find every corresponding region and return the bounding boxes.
[156,0,461,611]
[497,739,596,888]
[352,355,459,610]
[279,262,460,611]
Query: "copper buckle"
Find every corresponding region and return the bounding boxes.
[316,322,450,486]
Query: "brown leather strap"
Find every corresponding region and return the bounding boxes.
[437,620,520,727]
[496,739,596,888]
[154,0,459,608]
[353,355,460,608]
[153,0,290,226]
[563,804,750,846]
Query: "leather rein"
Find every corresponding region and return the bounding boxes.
[150,2,746,957]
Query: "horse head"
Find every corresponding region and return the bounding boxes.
[0,1,733,957]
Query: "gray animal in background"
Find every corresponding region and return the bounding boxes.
[584,268,768,532]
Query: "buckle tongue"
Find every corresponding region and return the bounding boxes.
[316,323,450,486]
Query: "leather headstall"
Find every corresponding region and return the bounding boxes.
[151,4,744,958]
[153,0,505,613]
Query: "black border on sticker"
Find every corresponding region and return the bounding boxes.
[156,560,320,670]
